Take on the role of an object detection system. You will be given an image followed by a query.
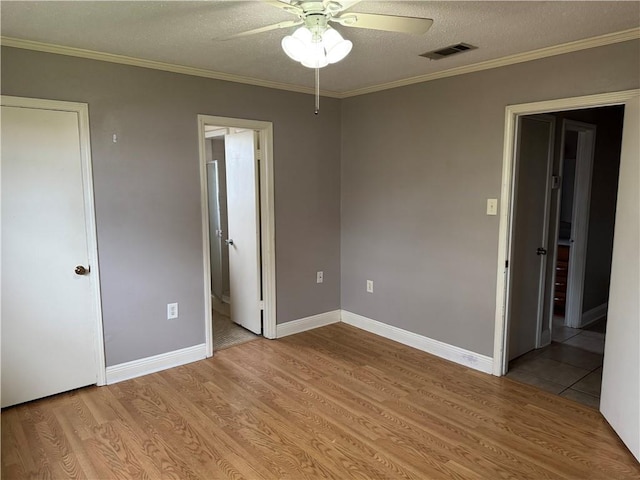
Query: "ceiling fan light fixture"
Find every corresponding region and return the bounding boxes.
[322,27,352,64]
[281,24,351,68]
[301,41,329,68]
[281,26,312,62]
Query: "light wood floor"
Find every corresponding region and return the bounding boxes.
[2,323,639,479]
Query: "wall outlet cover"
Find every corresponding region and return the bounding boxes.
[167,302,178,320]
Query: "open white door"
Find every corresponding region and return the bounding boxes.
[508,115,555,360]
[600,95,639,462]
[1,99,103,407]
[224,130,262,334]
[563,121,597,329]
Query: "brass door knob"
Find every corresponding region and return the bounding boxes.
[75,265,90,275]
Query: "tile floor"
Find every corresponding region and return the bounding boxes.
[506,316,606,408]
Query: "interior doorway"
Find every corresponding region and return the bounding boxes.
[494,89,639,461]
[198,115,277,357]
[505,105,624,407]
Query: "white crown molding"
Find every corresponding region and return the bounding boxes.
[340,27,640,98]
[0,36,343,99]
[2,27,638,99]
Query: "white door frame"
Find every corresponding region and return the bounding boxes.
[1,95,107,386]
[197,115,276,357]
[492,89,639,376]
[562,120,597,328]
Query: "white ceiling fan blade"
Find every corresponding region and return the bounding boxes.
[262,0,304,15]
[221,19,303,40]
[332,12,433,35]
[325,0,361,13]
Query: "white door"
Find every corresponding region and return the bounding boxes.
[600,95,640,462]
[563,121,596,328]
[1,100,101,408]
[224,130,262,334]
[508,115,555,360]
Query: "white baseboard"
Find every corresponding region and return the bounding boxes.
[341,310,493,374]
[106,343,207,385]
[581,302,608,328]
[276,310,341,338]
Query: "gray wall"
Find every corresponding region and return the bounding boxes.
[341,40,639,357]
[1,46,342,366]
[581,107,625,311]
[3,39,638,365]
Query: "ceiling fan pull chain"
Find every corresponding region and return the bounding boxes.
[315,67,320,115]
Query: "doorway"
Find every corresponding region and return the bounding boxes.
[505,105,624,407]
[493,90,639,460]
[198,115,276,357]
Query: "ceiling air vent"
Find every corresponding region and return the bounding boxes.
[420,43,477,60]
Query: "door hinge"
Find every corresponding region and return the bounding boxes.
[505,260,509,268]
[259,300,264,310]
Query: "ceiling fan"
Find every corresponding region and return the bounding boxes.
[226,0,433,112]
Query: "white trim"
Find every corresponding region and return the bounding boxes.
[198,115,277,358]
[536,115,556,349]
[493,89,640,377]
[276,310,341,338]
[105,344,206,385]
[0,36,341,99]
[564,120,597,328]
[581,302,609,328]
[0,95,107,386]
[340,28,640,98]
[2,28,638,99]
[341,311,493,375]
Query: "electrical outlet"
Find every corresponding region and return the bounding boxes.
[316,271,324,283]
[167,302,178,320]
[366,280,374,293]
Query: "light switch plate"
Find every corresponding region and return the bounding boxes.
[366,280,374,293]
[316,271,323,283]
[487,198,498,216]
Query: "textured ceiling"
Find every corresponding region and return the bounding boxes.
[1,1,639,95]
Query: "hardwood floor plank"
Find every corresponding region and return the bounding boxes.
[213,348,424,479]
[3,322,639,479]
[217,348,424,479]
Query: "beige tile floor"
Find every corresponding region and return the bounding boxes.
[507,316,606,409]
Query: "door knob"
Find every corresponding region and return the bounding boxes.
[75,265,90,275]
[225,239,234,246]
[536,248,547,256]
